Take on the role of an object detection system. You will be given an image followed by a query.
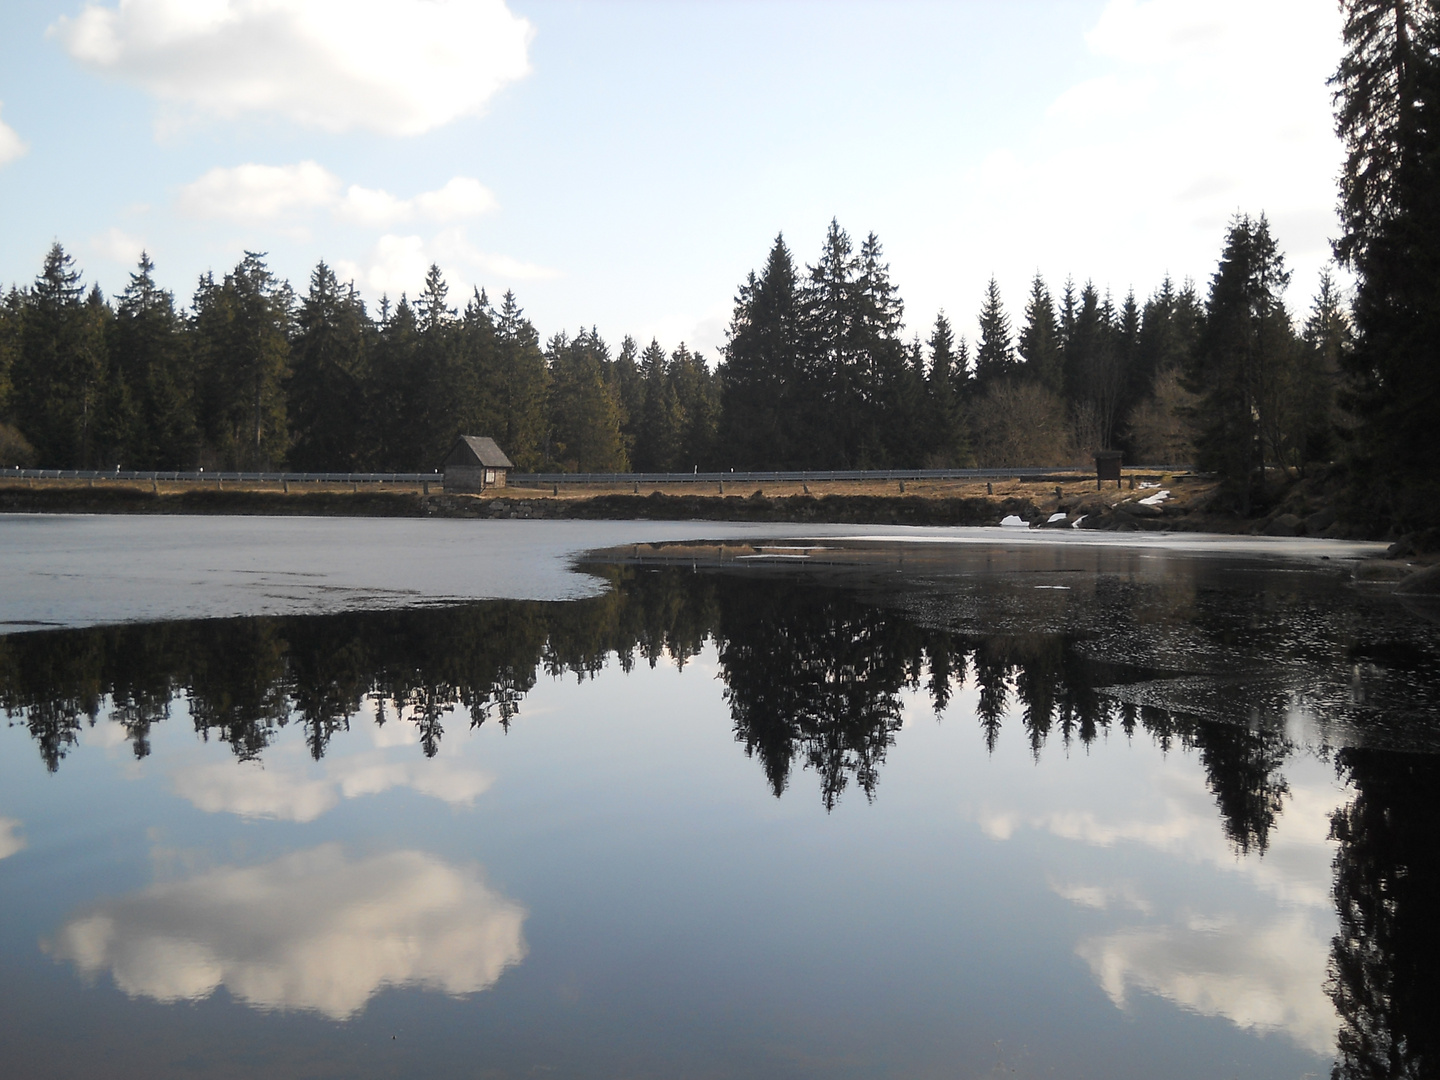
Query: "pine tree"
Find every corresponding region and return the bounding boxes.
[1018,274,1062,394]
[288,262,370,470]
[718,233,805,468]
[974,276,1014,387]
[111,252,196,468]
[924,312,970,465]
[490,290,548,469]
[546,328,627,472]
[1333,0,1440,534]
[13,244,110,468]
[1186,214,1296,511]
[191,252,292,468]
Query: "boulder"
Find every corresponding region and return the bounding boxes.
[1118,501,1162,518]
[1396,563,1440,596]
[1263,513,1302,537]
[1305,506,1337,533]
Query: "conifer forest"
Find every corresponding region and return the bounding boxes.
[1,0,1437,536]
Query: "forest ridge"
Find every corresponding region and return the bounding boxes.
[0,220,1345,480]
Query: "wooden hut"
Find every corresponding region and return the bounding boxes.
[443,436,514,492]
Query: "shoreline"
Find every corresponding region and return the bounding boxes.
[0,472,1369,539]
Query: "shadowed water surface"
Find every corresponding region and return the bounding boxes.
[0,521,1435,1079]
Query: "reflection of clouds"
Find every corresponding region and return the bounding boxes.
[170,752,494,822]
[47,845,526,1019]
[1049,879,1151,915]
[975,746,1341,1055]
[0,817,25,860]
[980,758,1336,911]
[1077,915,1336,1056]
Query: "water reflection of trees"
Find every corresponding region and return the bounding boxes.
[1,564,1435,1076]
[3,567,1295,839]
[1327,748,1440,1080]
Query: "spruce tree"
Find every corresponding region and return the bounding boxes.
[1018,274,1062,394]
[288,262,370,470]
[14,244,109,468]
[1186,214,1296,511]
[1333,0,1440,534]
[718,234,804,468]
[111,252,196,468]
[974,276,1014,388]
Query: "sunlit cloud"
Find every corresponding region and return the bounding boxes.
[0,818,26,860]
[337,177,498,228]
[177,163,499,234]
[49,0,533,137]
[46,845,527,1018]
[0,103,28,166]
[88,226,147,265]
[335,228,559,300]
[177,161,340,220]
[920,0,1345,328]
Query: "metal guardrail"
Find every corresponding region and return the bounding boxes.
[7,465,1190,485]
[508,466,1190,486]
[8,469,437,483]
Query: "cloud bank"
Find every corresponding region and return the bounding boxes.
[0,104,27,166]
[47,845,527,1018]
[50,0,533,136]
[176,162,498,229]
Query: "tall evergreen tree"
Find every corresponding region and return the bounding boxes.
[718,234,805,468]
[192,252,292,468]
[1186,214,1296,511]
[13,244,109,468]
[1018,274,1063,394]
[974,276,1014,387]
[490,290,548,469]
[110,252,195,468]
[546,328,627,471]
[924,312,970,465]
[288,262,370,470]
[1333,0,1440,534]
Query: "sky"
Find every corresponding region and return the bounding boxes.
[0,0,1346,359]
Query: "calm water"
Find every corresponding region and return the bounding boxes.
[0,517,1434,1079]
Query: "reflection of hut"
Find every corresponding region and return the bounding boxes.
[443,436,514,492]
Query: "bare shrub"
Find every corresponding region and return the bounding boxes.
[1126,369,1198,466]
[0,422,36,468]
[969,381,1070,467]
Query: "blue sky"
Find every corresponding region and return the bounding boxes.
[0,0,1344,357]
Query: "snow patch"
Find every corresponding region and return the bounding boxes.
[1048,512,1068,523]
[1000,516,1029,528]
[1138,489,1170,506]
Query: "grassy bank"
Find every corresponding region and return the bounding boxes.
[0,470,1319,535]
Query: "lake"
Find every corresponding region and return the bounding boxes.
[0,515,1434,1079]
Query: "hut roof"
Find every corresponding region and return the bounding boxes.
[445,436,514,469]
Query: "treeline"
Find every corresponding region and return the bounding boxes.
[0,250,714,473]
[0,221,1346,480]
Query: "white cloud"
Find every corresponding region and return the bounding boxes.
[46,845,527,1018]
[0,103,28,166]
[336,228,558,300]
[1077,915,1337,1055]
[0,818,25,860]
[337,176,497,228]
[180,163,497,231]
[49,0,533,136]
[177,160,340,220]
[915,0,1345,333]
[89,227,147,265]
